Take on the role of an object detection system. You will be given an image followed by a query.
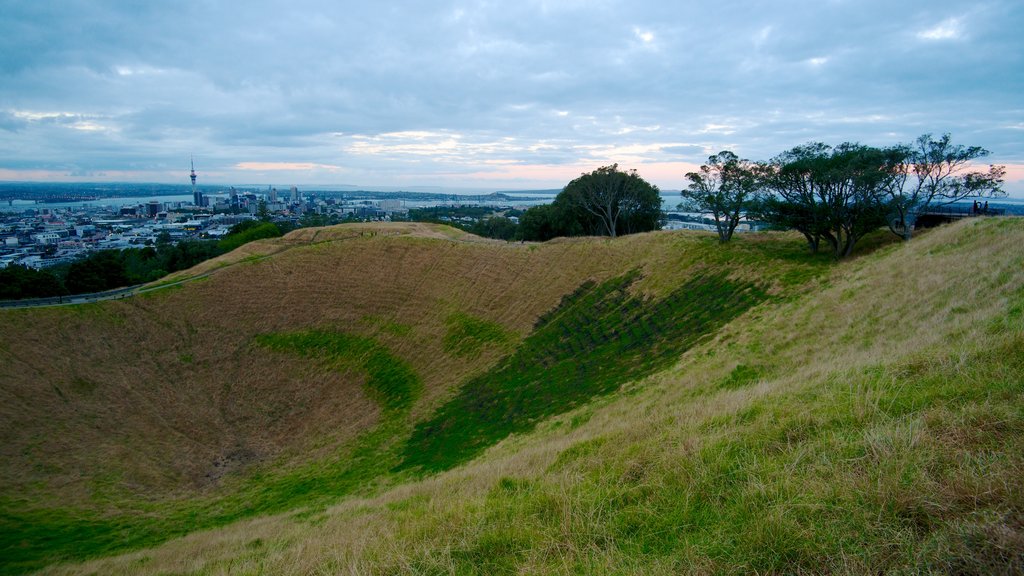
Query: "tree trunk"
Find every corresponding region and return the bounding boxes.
[901,212,917,241]
[802,232,820,254]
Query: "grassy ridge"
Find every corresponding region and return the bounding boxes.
[377,339,1023,574]
[0,271,766,574]
[399,271,765,473]
[7,220,1022,574]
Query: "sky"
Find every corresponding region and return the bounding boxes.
[1,1,1022,195]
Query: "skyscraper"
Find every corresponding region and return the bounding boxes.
[290,185,299,203]
[190,156,202,207]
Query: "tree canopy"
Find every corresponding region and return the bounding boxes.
[521,164,662,240]
[883,133,1005,240]
[756,142,893,259]
[681,151,760,243]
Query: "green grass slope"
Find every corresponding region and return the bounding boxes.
[3,218,1023,574]
[0,223,829,574]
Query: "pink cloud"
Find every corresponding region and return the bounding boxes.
[234,162,343,172]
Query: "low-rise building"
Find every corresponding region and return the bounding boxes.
[32,231,65,245]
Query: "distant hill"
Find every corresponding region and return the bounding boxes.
[1,218,1022,574]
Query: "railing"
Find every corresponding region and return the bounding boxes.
[920,204,1006,217]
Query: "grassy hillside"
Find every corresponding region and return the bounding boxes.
[2,218,1022,574]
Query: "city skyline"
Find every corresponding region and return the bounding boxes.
[1,1,1022,196]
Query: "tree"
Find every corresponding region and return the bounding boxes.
[65,250,130,293]
[519,203,572,241]
[680,151,760,243]
[470,216,519,241]
[256,199,270,221]
[155,231,172,246]
[557,164,662,238]
[218,222,282,252]
[755,143,833,254]
[0,264,65,299]
[758,142,892,259]
[884,134,1005,240]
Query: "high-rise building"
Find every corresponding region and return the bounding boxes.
[190,157,202,207]
[290,185,299,203]
[270,186,277,203]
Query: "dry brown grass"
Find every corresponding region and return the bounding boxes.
[0,223,812,507]
[9,218,1024,575]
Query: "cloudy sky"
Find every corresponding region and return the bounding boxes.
[1,0,1022,194]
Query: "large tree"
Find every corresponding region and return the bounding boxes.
[758,142,892,259]
[681,151,760,243]
[884,134,1005,240]
[557,164,662,238]
[519,203,579,241]
[755,143,833,254]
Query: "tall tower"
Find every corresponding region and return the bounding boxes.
[190,156,202,207]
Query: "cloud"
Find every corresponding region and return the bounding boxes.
[235,162,345,172]
[661,145,707,157]
[0,0,1020,193]
[917,17,964,41]
[632,27,656,47]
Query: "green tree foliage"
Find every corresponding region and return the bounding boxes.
[120,246,166,284]
[154,231,173,246]
[299,212,341,228]
[681,151,760,243]
[0,264,65,299]
[884,134,1005,240]
[256,199,270,221]
[519,203,577,241]
[469,216,519,241]
[407,206,524,241]
[518,165,663,241]
[217,222,282,252]
[757,143,892,259]
[557,164,663,238]
[158,240,223,274]
[65,250,130,294]
[60,242,226,295]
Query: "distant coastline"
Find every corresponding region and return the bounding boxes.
[2,182,1021,215]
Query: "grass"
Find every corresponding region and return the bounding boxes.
[0,330,422,574]
[255,330,421,411]
[399,270,766,473]
[442,312,513,358]
[5,219,1023,575]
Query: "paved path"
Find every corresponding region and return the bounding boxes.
[0,272,213,309]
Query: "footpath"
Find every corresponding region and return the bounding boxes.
[0,273,210,309]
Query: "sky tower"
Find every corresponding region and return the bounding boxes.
[190,156,202,207]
